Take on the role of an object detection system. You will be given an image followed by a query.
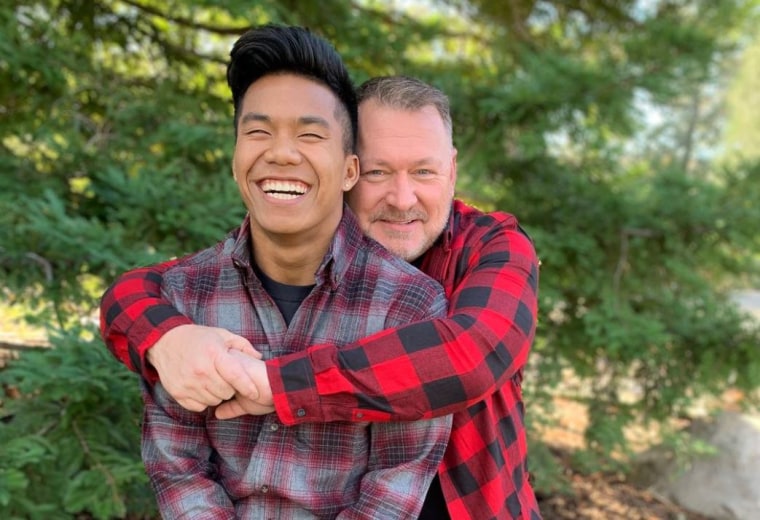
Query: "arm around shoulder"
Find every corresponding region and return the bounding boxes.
[268,214,539,424]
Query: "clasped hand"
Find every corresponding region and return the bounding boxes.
[146,324,276,419]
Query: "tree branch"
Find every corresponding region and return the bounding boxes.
[118,0,249,36]
[347,0,492,46]
[0,340,48,351]
[613,227,656,298]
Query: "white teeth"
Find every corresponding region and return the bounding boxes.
[260,179,308,196]
[268,192,301,200]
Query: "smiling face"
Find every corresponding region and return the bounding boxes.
[233,73,359,246]
[346,99,457,262]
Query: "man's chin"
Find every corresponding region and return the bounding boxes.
[382,243,420,263]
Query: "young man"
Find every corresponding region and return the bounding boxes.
[134,25,451,518]
[101,76,542,519]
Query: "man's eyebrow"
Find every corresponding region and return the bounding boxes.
[239,112,270,125]
[298,115,330,128]
[238,113,330,128]
[369,158,439,169]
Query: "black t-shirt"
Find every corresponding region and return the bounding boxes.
[255,266,314,326]
[418,475,450,519]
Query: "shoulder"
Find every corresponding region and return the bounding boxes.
[359,238,447,321]
[452,198,519,233]
[356,235,443,294]
[450,199,536,259]
[163,227,240,281]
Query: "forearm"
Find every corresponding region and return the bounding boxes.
[99,258,192,382]
[280,294,535,425]
[269,313,532,424]
[268,230,539,425]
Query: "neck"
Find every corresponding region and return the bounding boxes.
[249,218,340,286]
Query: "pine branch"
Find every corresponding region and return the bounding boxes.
[117,0,249,36]
[347,0,492,45]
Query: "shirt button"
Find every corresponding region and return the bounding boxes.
[296,408,306,417]
[356,412,364,419]
[269,423,279,431]
[260,485,269,494]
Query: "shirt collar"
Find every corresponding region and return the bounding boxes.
[318,204,363,291]
[229,205,362,291]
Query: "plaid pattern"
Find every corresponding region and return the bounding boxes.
[100,199,542,519]
[138,210,451,518]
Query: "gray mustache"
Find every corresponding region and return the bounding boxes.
[371,209,427,222]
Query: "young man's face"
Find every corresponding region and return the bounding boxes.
[233,73,358,242]
[348,100,457,262]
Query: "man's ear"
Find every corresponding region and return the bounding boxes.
[343,154,360,192]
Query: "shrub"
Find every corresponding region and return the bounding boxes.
[0,325,156,519]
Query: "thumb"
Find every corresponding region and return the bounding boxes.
[216,398,275,420]
[215,399,248,420]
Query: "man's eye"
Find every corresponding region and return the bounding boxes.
[300,133,325,139]
[362,170,385,177]
[415,169,434,176]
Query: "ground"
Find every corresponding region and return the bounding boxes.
[530,389,733,520]
[536,448,711,520]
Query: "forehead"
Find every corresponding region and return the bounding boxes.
[359,102,447,139]
[240,73,339,120]
[357,102,451,162]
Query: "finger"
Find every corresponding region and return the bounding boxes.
[216,398,275,420]
[163,379,223,409]
[203,380,236,402]
[214,399,246,420]
[177,397,211,413]
[225,336,262,360]
[213,329,261,358]
[216,350,260,402]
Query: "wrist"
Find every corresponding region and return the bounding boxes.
[145,326,179,371]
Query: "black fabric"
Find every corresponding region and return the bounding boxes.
[255,267,314,326]
[418,475,451,520]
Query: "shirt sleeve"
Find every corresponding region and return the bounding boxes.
[141,382,235,519]
[99,258,193,383]
[267,218,539,425]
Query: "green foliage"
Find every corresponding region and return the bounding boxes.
[0,326,153,519]
[2,0,760,514]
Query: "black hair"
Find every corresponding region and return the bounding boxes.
[227,24,357,152]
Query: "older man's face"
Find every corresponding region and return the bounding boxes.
[347,100,457,262]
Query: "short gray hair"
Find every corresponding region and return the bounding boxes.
[357,76,453,139]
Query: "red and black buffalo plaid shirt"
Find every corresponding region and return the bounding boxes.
[100,199,542,520]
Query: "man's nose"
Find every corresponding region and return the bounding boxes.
[386,173,417,210]
[264,136,301,165]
